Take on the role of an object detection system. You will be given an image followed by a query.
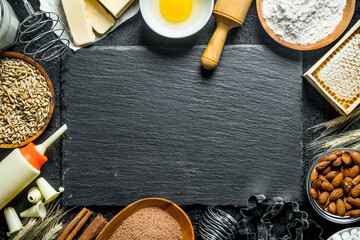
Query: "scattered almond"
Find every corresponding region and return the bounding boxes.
[353,175,360,186]
[312,179,322,190]
[344,197,353,211]
[349,165,360,178]
[316,161,330,171]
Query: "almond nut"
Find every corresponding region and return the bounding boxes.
[353,175,360,185]
[333,157,342,168]
[351,151,360,165]
[322,166,332,175]
[316,161,330,171]
[347,197,360,208]
[329,202,336,215]
[342,152,352,167]
[333,150,343,157]
[343,177,353,193]
[332,172,344,188]
[322,181,334,192]
[330,188,344,201]
[344,197,353,211]
[310,168,319,182]
[351,184,360,198]
[318,191,329,205]
[336,199,346,216]
[319,175,329,183]
[310,188,318,199]
[325,171,339,181]
[349,165,360,178]
[344,209,360,218]
[312,179,322,190]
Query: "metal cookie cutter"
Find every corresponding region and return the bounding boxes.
[199,195,324,240]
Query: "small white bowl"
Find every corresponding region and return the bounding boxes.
[140,0,214,39]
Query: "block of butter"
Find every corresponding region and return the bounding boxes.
[61,0,95,46]
[99,0,135,18]
[85,0,115,34]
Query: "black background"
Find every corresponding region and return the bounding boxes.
[1,0,360,239]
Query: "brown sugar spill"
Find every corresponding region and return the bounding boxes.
[0,58,52,145]
[109,207,183,240]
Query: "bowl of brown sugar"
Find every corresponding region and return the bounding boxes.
[96,198,194,240]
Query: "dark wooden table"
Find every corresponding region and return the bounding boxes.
[1,0,360,239]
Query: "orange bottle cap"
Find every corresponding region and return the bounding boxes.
[20,143,47,170]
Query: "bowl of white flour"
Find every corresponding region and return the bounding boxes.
[256,0,355,50]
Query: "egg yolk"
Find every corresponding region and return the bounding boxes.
[159,0,193,23]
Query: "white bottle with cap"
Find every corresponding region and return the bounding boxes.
[0,124,67,210]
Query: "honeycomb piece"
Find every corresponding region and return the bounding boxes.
[312,28,360,112]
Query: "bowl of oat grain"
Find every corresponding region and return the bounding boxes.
[0,52,54,148]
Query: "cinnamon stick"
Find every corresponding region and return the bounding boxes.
[57,208,89,240]
[66,209,93,240]
[78,214,108,240]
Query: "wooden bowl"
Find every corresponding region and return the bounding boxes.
[96,198,195,240]
[256,0,356,50]
[0,52,54,148]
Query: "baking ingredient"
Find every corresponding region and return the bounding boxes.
[99,0,134,18]
[0,125,67,210]
[110,207,183,240]
[160,0,192,23]
[309,150,360,218]
[262,0,346,45]
[331,228,360,240]
[57,208,92,240]
[84,0,115,34]
[304,21,360,115]
[315,28,360,111]
[0,58,52,145]
[10,202,68,240]
[78,214,108,240]
[4,207,23,237]
[61,0,95,46]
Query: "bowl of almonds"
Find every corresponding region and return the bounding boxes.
[308,149,360,223]
[0,52,54,148]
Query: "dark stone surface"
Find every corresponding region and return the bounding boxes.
[62,45,302,206]
[0,0,360,239]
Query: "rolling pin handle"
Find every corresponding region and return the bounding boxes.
[201,22,231,70]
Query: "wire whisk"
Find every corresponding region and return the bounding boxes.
[18,0,70,61]
[199,207,240,240]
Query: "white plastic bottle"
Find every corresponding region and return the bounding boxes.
[0,125,67,210]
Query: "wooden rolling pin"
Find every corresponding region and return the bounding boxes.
[201,0,253,70]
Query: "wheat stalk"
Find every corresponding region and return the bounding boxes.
[310,107,360,139]
[309,128,360,152]
[10,202,71,240]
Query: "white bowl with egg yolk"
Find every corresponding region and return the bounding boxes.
[140,0,214,39]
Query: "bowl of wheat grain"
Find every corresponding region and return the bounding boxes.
[0,52,54,148]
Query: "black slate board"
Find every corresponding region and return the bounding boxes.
[62,45,302,206]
